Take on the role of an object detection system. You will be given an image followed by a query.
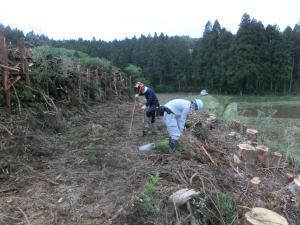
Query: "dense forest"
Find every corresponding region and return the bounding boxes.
[1,13,300,94]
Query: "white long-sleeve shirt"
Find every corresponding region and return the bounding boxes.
[164,99,191,133]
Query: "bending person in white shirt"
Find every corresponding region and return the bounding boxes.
[156,99,204,153]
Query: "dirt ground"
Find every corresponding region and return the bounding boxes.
[0,95,300,225]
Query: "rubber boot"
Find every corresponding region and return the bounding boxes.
[142,119,151,136]
[169,138,178,154]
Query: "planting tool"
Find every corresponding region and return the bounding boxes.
[128,97,137,136]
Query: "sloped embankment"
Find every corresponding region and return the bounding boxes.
[118,105,300,225]
[0,101,299,225]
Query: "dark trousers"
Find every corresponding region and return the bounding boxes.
[146,105,158,123]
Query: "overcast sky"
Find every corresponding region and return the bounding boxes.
[0,0,299,41]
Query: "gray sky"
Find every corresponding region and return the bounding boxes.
[0,0,299,41]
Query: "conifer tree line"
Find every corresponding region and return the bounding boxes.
[2,13,300,95]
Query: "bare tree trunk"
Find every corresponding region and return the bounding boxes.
[95,69,102,101]
[86,68,90,100]
[289,52,295,93]
[159,75,162,87]
[0,31,11,108]
[270,79,273,92]
[77,64,82,103]
[45,59,49,96]
[178,78,181,91]
[18,40,30,86]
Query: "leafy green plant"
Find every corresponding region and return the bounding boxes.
[85,129,102,164]
[152,138,184,153]
[138,172,161,216]
[153,138,169,151]
[198,191,237,225]
[193,126,209,140]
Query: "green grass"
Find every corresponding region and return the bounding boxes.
[187,94,300,116]
[240,116,300,164]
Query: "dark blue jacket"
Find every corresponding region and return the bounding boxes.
[140,87,159,107]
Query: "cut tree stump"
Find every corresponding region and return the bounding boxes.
[206,116,217,123]
[250,177,261,192]
[206,115,217,130]
[286,172,295,183]
[246,129,258,142]
[255,145,269,168]
[243,207,288,225]
[238,143,256,166]
[229,131,238,139]
[288,175,300,205]
[270,151,282,168]
[233,153,243,165]
[231,120,247,134]
[231,120,241,130]
[169,188,200,206]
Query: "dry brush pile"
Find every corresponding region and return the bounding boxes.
[0,32,131,112]
[0,31,131,157]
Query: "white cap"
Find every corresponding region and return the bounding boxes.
[192,99,203,111]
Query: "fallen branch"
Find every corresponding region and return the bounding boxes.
[40,91,58,114]
[24,165,59,185]
[257,166,284,170]
[24,85,58,114]
[0,187,17,193]
[0,214,22,222]
[0,63,20,72]
[17,207,32,225]
[0,124,13,136]
[12,83,21,113]
[201,145,217,166]
[104,194,136,223]
[8,75,21,90]
[192,139,217,166]
[229,162,244,178]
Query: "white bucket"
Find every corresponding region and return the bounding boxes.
[138,143,155,152]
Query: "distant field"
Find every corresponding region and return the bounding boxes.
[157,93,300,164]
[157,93,198,104]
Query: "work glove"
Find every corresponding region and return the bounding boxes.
[135,94,139,98]
[141,105,146,110]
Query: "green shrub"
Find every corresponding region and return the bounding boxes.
[193,126,209,140]
[85,129,102,164]
[137,172,161,216]
[199,191,237,225]
[153,138,169,151]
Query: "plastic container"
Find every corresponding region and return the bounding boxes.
[138,143,155,152]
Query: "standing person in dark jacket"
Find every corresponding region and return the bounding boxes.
[134,82,159,134]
